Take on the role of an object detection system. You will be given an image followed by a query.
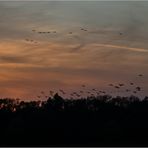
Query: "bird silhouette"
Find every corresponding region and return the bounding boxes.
[126,89,130,92]
[96,92,100,95]
[119,83,124,87]
[115,86,120,89]
[25,39,38,44]
[59,89,66,95]
[80,28,87,32]
[41,91,44,94]
[92,88,96,91]
[138,74,143,77]
[70,94,74,96]
[81,85,86,88]
[136,87,141,91]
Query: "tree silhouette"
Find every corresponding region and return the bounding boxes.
[0,94,148,146]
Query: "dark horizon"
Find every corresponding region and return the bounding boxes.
[0,93,148,146]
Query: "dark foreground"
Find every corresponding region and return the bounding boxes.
[0,93,148,146]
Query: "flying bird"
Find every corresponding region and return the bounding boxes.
[92,88,97,91]
[138,74,143,77]
[41,91,44,94]
[59,89,66,95]
[96,92,100,95]
[136,87,141,91]
[115,86,120,89]
[126,89,130,92]
[70,94,74,96]
[80,28,88,32]
[81,85,86,87]
[119,83,124,87]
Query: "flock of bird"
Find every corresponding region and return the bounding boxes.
[36,74,144,99]
[25,27,124,44]
[24,27,144,99]
[25,39,38,44]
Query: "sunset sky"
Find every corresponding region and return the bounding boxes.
[0,1,148,100]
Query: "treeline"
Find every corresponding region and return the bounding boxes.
[0,93,148,146]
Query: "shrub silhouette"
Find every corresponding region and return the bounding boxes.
[0,94,148,146]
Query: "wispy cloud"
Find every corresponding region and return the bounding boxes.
[92,43,148,53]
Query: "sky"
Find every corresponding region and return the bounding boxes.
[0,1,148,100]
